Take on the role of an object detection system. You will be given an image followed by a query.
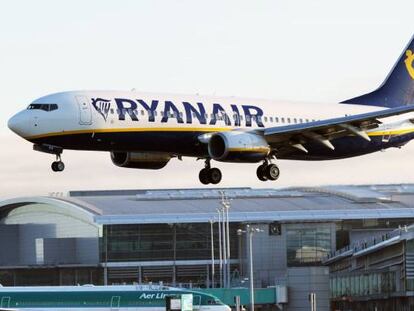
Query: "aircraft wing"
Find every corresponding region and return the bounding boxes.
[263,105,414,151]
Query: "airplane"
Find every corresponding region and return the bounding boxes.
[8,35,414,185]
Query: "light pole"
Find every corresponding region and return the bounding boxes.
[209,219,215,288]
[220,192,231,288]
[217,208,223,288]
[237,225,263,311]
[221,206,227,287]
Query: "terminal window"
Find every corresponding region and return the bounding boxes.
[286,224,332,267]
[101,223,239,262]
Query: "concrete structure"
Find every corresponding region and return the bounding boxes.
[1,185,414,311]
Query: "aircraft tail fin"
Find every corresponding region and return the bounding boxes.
[341,34,414,108]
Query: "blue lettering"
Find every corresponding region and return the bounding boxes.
[242,105,264,127]
[209,103,231,126]
[137,99,158,122]
[231,104,241,127]
[115,98,138,121]
[161,101,184,123]
[183,102,206,124]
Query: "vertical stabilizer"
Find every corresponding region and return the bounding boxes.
[342,34,414,108]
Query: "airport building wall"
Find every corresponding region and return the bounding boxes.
[324,225,414,311]
[1,185,414,311]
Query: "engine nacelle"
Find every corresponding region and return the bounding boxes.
[110,152,171,170]
[208,132,270,163]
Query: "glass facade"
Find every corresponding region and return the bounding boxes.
[101,223,239,262]
[286,224,332,266]
[406,239,414,291]
[330,271,396,298]
[0,268,102,286]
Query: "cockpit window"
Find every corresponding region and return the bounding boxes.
[27,104,58,111]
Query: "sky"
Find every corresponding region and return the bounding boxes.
[1,0,414,197]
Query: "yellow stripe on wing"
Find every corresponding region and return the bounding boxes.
[368,128,414,136]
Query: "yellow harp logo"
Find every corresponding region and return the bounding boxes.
[404,49,414,79]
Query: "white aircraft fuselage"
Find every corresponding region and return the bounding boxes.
[8,90,414,157]
[7,34,414,184]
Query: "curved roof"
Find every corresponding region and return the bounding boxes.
[1,185,414,225]
[0,196,99,225]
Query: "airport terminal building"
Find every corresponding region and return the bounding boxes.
[1,185,414,311]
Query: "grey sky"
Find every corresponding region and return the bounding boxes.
[1,0,414,196]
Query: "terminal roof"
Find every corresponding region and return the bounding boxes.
[2,184,413,225]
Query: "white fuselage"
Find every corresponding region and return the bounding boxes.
[8,90,413,141]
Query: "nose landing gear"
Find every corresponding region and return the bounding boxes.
[256,161,280,182]
[199,159,222,185]
[51,155,65,172]
[32,144,65,173]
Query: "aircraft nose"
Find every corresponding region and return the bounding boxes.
[8,112,27,137]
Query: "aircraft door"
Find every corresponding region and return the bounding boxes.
[76,95,93,125]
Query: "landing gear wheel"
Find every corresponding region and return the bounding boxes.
[256,164,268,181]
[198,165,222,185]
[51,161,65,172]
[199,168,210,185]
[51,162,58,172]
[208,168,222,185]
[265,164,280,181]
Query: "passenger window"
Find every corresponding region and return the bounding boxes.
[270,117,273,122]
[293,118,297,123]
[287,118,291,123]
[264,116,268,122]
[281,117,285,123]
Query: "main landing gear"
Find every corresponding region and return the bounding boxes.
[51,154,65,172]
[199,159,222,185]
[256,161,280,182]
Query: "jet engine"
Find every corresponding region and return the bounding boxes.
[208,131,270,163]
[110,151,171,170]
